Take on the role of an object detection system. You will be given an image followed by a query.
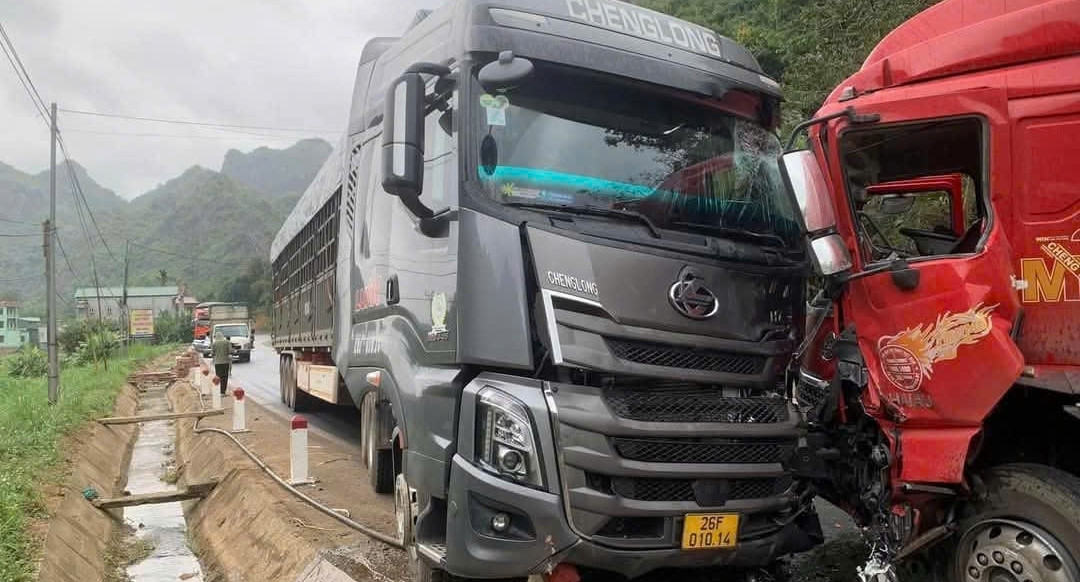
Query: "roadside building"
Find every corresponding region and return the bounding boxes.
[17,316,41,347]
[74,286,180,323]
[0,301,32,351]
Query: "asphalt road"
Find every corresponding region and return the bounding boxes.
[207,336,362,451]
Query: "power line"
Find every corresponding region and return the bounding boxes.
[56,134,122,265]
[58,108,338,135]
[0,21,49,125]
[0,216,38,225]
[62,129,314,141]
[128,241,255,266]
[0,274,39,283]
[55,235,81,279]
[0,232,39,237]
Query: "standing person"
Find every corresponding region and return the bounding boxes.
[211,331,231,395]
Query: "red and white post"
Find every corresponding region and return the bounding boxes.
[290,415,314,485]
[211,376,222,409]
[232,388,248,433]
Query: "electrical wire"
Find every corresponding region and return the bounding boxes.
[182,376,404,551]
[0,216,38,226]
[0,20,49,126]
[128,241,254,266]
[56,134,123,265]
[58,108,338,135]
[61,129,314,141]
[0,232,39,237]
[0,274,39,283]
[55,235,82,279]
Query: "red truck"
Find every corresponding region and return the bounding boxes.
[780,0,1080,579]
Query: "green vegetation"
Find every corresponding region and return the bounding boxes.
[0,139,331,315]
[153,311,194,345]
[5,346,48,378]
[639,0,939,131]
[0,344,173,582]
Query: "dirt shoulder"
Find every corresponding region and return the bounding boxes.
[169,377,407,582]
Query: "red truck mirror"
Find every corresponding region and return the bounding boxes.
[780,150,853,276]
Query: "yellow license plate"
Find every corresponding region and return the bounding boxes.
[681,513,739,549]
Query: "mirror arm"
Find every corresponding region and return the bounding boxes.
[405,62,452,77]
[784,106,882,152]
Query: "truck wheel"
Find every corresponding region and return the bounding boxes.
[279,354,291,405]
[951,464,1080,582]
[363,392,394,494]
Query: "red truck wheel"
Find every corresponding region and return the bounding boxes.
[952,464,1080,582]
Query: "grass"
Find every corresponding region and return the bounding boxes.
[0,344,176,582]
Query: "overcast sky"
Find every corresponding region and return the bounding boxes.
[1,0,442,199]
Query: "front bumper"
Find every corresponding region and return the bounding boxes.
[441,375,821,579]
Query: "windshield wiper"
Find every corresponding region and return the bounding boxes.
[671,221,788,248]
[504,201,661,238]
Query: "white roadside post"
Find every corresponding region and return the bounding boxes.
[211,376,222,409]
[232,388,249,433]
[290,415,315,485]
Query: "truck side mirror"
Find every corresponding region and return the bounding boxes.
[382,72,426,205]
[780,150,853,277]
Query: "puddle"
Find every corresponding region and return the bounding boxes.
[121,388,204,582]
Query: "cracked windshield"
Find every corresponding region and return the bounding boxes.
[475,65,800,247]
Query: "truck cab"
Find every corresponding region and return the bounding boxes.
[782,0,1080,578]
[272,0,823,579]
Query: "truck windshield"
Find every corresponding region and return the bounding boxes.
[216,325,248,339]
[472,64,799,247]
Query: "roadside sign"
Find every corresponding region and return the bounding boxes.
[130,309,155,338]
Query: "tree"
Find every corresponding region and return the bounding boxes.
[158,269,169,285]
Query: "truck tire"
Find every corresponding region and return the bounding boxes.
[362,392,394,494]
[396,474,525,582]
[279,354,291,405]
[950,463,1080,582]
[282,356,311,412]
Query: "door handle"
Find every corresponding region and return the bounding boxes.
[386,274,400,306]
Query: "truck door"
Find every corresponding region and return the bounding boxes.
[1010,82,1080,372]
[823,88,1024,482]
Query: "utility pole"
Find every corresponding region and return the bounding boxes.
[46,102,59,405]
[121,239,130,357]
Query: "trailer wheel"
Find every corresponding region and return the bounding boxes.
[362,392,394,494]
[279,354,290,405]
[950,464,1080,582]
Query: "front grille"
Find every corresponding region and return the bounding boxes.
[604,387,789,423]
[611,476,696,501]
[600,475,793,504]
[595,517,665,539]
[613,437,794,465]
[607,338,766,374]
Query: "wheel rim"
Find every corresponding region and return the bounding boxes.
[363,396,374,469]
[959,519,1079,582]
[394,473,413,548]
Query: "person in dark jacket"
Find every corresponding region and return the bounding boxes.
[211,331,232,395]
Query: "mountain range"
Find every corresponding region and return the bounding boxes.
[0,138,332,315]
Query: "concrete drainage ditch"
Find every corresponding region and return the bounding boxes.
[117,381,206,582]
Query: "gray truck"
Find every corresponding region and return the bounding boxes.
[271,1,821,579]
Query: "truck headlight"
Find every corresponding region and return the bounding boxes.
[476,387,542,487]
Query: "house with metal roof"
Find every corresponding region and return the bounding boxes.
[74,286,181,323]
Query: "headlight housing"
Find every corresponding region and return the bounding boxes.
[476,387,543,488]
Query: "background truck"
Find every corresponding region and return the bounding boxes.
[271,0,824,580]
[780,0,1080,578]
[194,302,254,362]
